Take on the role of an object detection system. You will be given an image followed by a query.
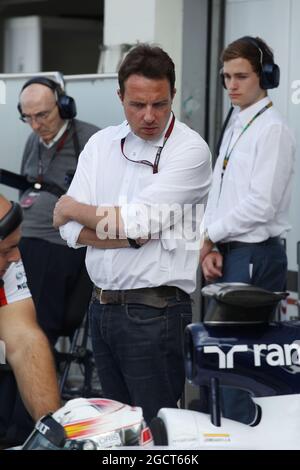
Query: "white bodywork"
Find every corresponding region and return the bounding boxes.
[158,394,300,450]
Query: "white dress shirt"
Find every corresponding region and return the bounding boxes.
[204,96,296,243]
[60,114,212,293]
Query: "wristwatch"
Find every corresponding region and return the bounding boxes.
[127,237,141,249]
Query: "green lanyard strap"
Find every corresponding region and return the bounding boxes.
[221,101,273,174]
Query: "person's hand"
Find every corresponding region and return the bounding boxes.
[200,239,214,264]
[53,195,77,228]
[201,251,223,282]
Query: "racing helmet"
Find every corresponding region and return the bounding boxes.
[22,398,153,450]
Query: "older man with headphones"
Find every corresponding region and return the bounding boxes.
[200,36,296,424]
[17,77,99,345]
[0,195,60,443]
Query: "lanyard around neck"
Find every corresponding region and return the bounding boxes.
[218,101,273,200]
[120,112,175,174]
[221,101,273,175]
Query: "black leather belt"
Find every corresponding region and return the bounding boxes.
[217,236,283,254]
[92,286,190,308]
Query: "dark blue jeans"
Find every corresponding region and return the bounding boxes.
[218,242,287,424]
[89,297,192,424]
[219,241,287,291]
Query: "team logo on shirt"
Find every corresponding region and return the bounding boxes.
[16,271,23,281]
[15,263,28,290]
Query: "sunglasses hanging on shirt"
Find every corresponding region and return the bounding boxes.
[120,113,175,174]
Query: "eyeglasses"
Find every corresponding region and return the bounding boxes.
[20,104,57,124]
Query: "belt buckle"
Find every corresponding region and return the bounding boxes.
[99,289,119,304]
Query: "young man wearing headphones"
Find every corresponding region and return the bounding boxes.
[17,77,99,345]
[200,37,295,424]
[0,195,60,443]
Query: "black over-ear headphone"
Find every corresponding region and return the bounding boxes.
[18,77,77,120]
[221,36,280,90]
[0,202,23,241]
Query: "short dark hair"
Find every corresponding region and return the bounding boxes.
[221,36,275,76]
[118,44,176,97]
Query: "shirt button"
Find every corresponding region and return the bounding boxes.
[132,152,136,156]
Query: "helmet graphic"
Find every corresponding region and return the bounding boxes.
[22,398,153,450]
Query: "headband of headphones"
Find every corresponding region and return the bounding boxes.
[18,76,77,120]
[221,36,280,90]
[0,202,23,241]
[21,76,64,95]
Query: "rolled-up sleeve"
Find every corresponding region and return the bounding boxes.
[60,220,85,248]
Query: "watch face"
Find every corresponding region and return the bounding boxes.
[127,237,141,249]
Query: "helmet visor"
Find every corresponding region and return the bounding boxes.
[22,414,67,450]
[22,432,62,450]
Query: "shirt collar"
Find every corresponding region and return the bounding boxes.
[113,112,174,147]
[236,96,271,128]
[40,120,69,148]
[113,121,131,141]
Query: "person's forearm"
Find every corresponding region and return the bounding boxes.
[54,196,125,238]
[3,299,60,421]
[78,227,129,248]
[70,202,104,230]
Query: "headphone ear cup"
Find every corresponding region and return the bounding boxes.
[260,63,280,89]
[273,64,280,88]
[57,95,77,119]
